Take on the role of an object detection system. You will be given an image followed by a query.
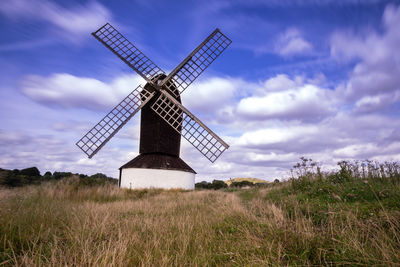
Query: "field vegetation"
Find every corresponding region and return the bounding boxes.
[225,177,270,186]
[0,167,116,188]
[1,159,400,266]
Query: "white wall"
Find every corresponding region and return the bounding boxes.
[120,168,195,190]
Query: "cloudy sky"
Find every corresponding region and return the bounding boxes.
[1,0,400,181]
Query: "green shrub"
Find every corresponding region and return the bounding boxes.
[53,172,73,180]
[211,180,227,190]
[0,167,116,188]
[90,173,109,179]
[230,180,254,188]
[0,169,21,187]
[19,167,40,177]
[195,180,228,190]
[195,181,210,189]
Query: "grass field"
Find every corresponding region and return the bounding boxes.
[1,160,400,266]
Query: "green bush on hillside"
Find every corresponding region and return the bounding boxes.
[195,179,227,190]
[19,167,40,177]
[230,180,254,188]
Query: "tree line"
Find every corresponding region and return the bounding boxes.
[0,167,117,188]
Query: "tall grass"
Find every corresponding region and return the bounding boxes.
[1,163,400,266]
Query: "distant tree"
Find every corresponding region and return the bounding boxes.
[90,173,108,179]
[4,174,21,187]
[53,172,73,180]
[274,179,280,183]
[76,173,117,186]
[195,180,227,190]
[0,170,19,187]
[211,179,227,190]
[231,181,254,188]
[195,181,210,189]
[20,167,40,177]
[0,168,116,187]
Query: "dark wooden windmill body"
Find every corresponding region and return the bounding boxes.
[139,75,181,157]
[120,75,195,185]
[76,23,231,189]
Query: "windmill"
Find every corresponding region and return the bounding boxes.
[76,23,231,189]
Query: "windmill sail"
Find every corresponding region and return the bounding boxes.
[161,28,232,97]
[76,85,155,158]
[92,23,165,83]
[78,24,231,162]
[151,90,229,162]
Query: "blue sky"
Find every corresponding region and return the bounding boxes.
[1,0,400,181]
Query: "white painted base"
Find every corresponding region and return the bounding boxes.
[120,168,195,190]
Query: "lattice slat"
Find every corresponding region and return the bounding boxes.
[76,85,155,158]
[151,91,228,162]
[92,23,165,83]
[162,29,231,97]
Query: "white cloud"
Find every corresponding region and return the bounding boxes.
[51,121,91,132]
[0,0,110,39]
[275,28,312,57]
[354,91,400,113]
[262,74,297,92]
[236,126,319,147]
[0,130,30,146]
[20,73,142,111]
[331,4,400,111]
[333,143,377,158]
[237,76,335,121]
[332,140,400,160]
[182,77,240,112]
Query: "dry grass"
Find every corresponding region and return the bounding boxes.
[1,177,400,266]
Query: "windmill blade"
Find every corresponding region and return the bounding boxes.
[151,91,229,162]
[76,85,155,158]
[161,28,231,97]
[92,23,165,83]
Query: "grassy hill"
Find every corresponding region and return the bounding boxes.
[1,159,400,265]
[225,177,270,186]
